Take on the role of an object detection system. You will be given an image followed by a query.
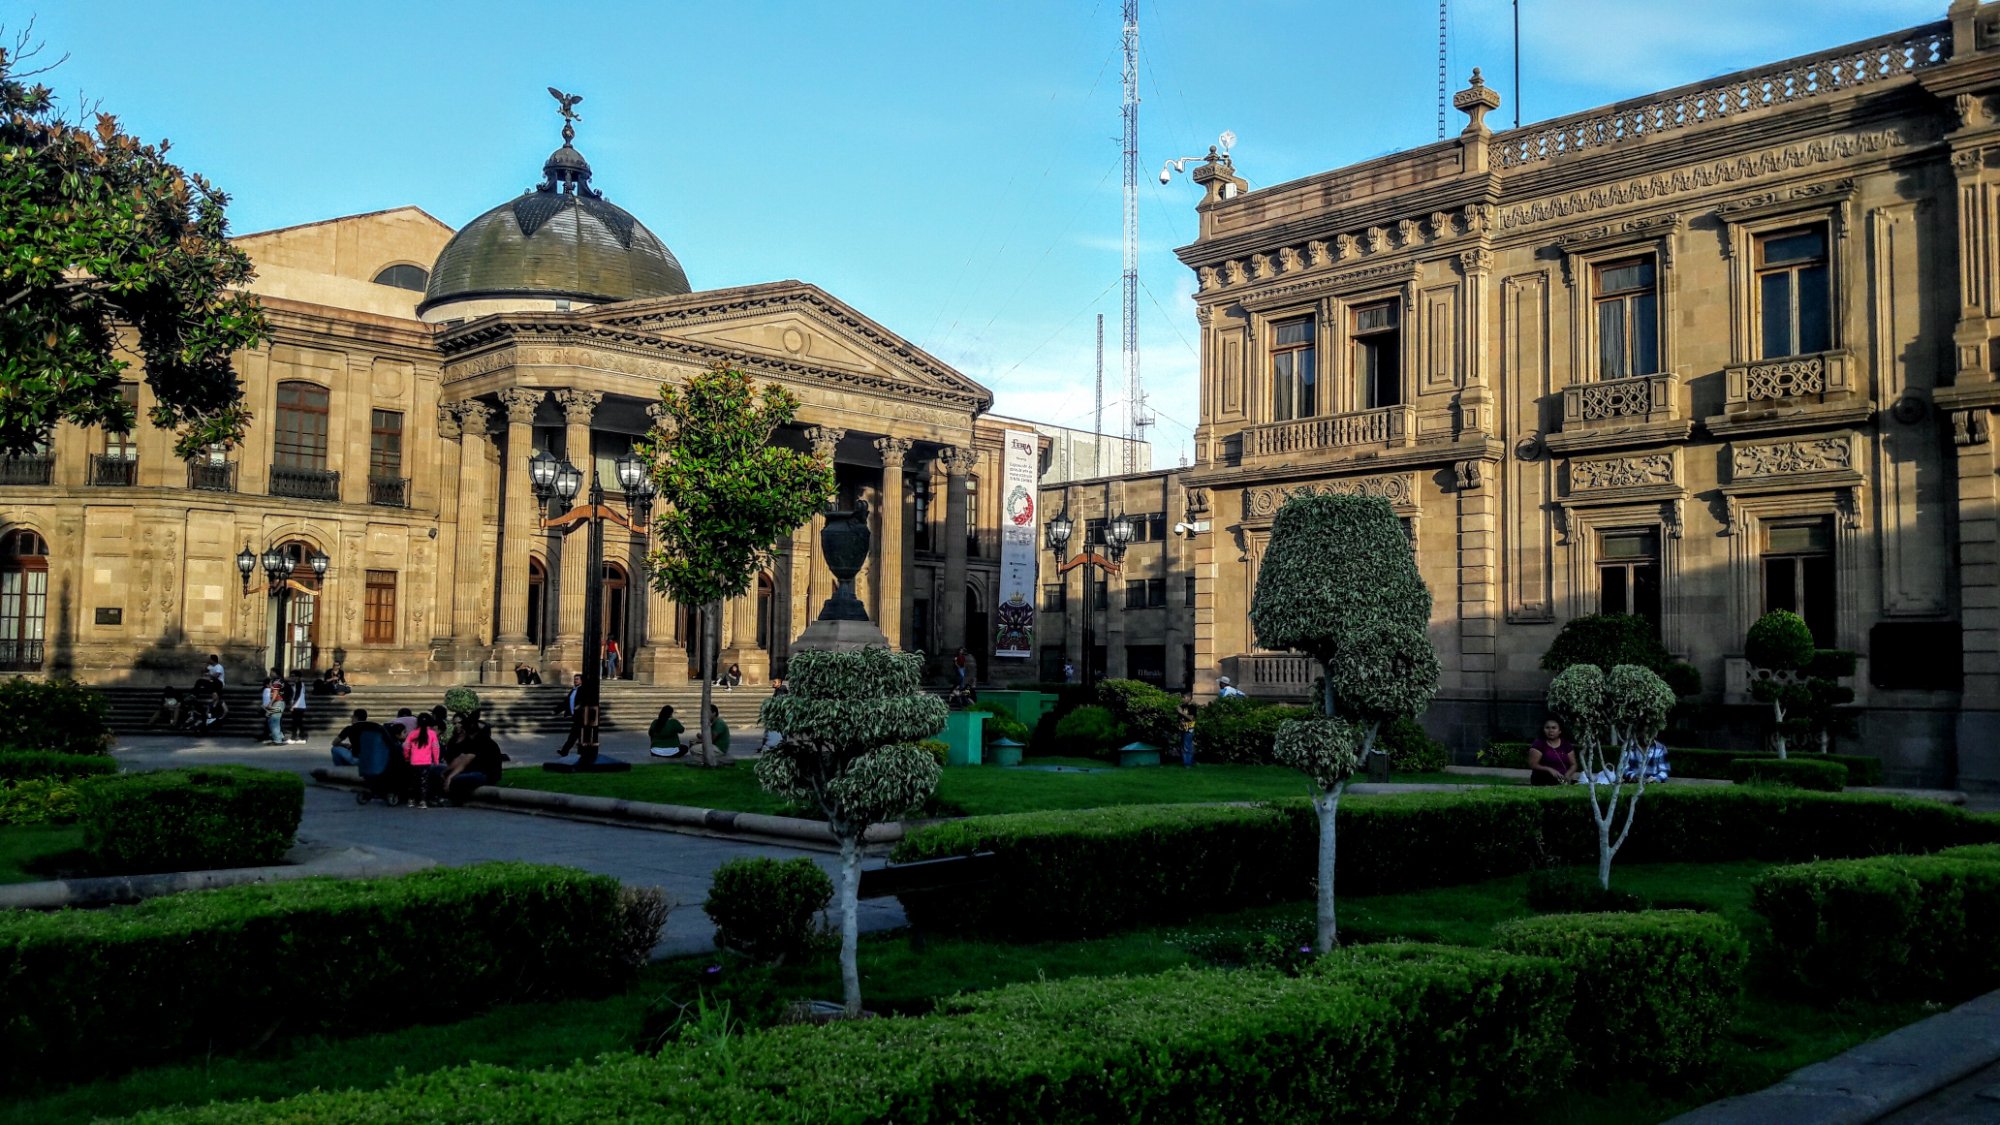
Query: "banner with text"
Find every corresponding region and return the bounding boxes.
[995,428,1039,659]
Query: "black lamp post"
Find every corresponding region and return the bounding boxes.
[240,542,325,676]
[1047,507,1132,692]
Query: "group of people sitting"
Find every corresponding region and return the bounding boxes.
[1525,718,1671,786]
[331,705,503,809]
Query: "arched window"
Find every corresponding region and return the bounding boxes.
[372,264,430,291]
[0,531,48,671]
[272,539,324,673]
[274,382,330,471]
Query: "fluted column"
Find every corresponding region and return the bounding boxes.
[433,404,464,646]
[554,389,603,657]
[495,388,543,645]
[939,445,971,664]
[873,436,912,648]
[452,402,496,645]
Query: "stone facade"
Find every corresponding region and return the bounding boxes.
[1123,2,2000,787]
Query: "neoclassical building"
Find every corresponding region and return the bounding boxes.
[0,117,1047,689]
[1041,2,2000,786]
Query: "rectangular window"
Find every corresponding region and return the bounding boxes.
[912,476,933,552]
[1041,583,1066,612]
[363,570,397,645]
[1093,578,1107,608]
[1125,580,1146,609]
[1146,578,1166,607]
[1085,517,1107,547]
[1352,300,1401,409]
[1756,226,1832,359]
[1596,529,1661,629]
[1762,517,1836,646]
[1593,256,1659,379]
[369,410,404,477]
[1147,513,1168,541]
[1185,576,1196,607]
[1125,645,1166,686]
[273,382,331,471]
[105,384,139,461]
[1269,316,1316,421]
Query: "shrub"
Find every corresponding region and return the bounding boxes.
[0,677,113,756]
[0,776,82,825]
[966,700,1029,745]
[1496,910,1747,1079]
[703,857,833,962]
[1752,850,2000,1001]
[0,749,117,782]
[0,863,651,1089]
[76,766,302,874]
[1541,613,1701,697]
[127,950,1572,1125]
[1095,678,1179,748]
[894,787,2000,941]
[1670,747,1882,786]
[1731,756,1846,791]
[1526,867,1644,914]
[1194,696,1312,764]
[1380,715,1447,773]
[1051,704,1126,759]
[1479,740,1530,769]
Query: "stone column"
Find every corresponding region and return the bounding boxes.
[1454,460,1498,699]
[1954,409,2000,787]
[495,388,543,646]
[938,445,972,661]
[720,590,764,684]
[872,436,912,648]
[554,389,603,663]
[432,404,464,646]
[452,402,496,647]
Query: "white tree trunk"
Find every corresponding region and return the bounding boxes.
[1772,701,1788,760]
[838,831,862,1017]
[1313,786,1342,953]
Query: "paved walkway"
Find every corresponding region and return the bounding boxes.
[113,730,906,957]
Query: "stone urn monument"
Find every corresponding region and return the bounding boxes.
[793,501,890,651]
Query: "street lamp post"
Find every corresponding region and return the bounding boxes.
[1047,508,1131,692]
[238,542,326,676]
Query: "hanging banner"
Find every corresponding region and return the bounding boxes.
[994,429,1039,659]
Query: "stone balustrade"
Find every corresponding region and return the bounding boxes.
[1724,349,1854,408]
[1562,371,1678,428]
[1242,405,1413,460]
[1226,652,1319,701]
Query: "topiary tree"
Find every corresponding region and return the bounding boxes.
[1546,663,1676,889]
[1542,612,1701,711]
[1745,610,1815,759]
[755,647,946,1016]
[1249,493,1439,953]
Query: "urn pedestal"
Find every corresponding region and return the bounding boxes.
[793,502,890,652]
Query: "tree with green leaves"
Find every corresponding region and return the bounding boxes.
[1249,493,1439,953]
[1745,610,1855,758]
[757,647,946,1017]
[1545,663,1676,889]
[637,365,834,765]
[0,36,268,457]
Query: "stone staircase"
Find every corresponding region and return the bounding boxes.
[104,682,770,740]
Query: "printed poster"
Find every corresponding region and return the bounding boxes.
[994,428,1038,659]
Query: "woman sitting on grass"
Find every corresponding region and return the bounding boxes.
[1527,718,1578,787]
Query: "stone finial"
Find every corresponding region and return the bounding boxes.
[872,435,914,467]
[1453,68,1503,135]
[498,388,544,425]
[554,388,604,425]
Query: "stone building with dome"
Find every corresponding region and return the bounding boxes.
[0,113,1044,689]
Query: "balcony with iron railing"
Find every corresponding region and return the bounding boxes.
[0,455,53,486]
[88,454,137,486]
[0,638,44,671]
[269,464,341,502]
[187,459,236,492]
[1241,404,1413,461]
[367,475,410,508]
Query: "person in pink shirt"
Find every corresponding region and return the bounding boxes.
[403,712,446,809]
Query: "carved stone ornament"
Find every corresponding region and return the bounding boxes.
[1336,234,1359,261]
[1397,218,1423,247]
[1569,453,1675,492]
[498,387,544,425]
[1306,241,1331,268]
[872,435,914,467]
[1459,247,1492,273]
[554,388,604,425]
[1453,460,1484,491]
[436,404,463,440]
[1184,487,1211,517]
[456,400,495,437]
[936,443,973,477]
[805,426,846,460]
[1243,472,1416,519]
[1729,436,1853,478]
[1954,147,1987,174]
[1954,408,1992,447]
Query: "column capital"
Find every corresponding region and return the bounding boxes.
[460,401,496,438]
[554,388,605,426]
[498,388,544,425]
[436,403,463,440]
[872,435,914,467]
[937,444,974,477]
[805,426,846,460]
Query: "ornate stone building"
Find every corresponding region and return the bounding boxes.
[1109,2,2000,786]
[0,118,1042,690]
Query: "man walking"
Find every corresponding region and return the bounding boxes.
[556,673,585,758]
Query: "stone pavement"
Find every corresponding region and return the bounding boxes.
[112,729,906,957]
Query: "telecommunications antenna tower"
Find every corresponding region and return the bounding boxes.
[1120,0,1147,475]
[1094,313,1105,478]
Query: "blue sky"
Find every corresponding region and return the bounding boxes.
[34,0,1939,463]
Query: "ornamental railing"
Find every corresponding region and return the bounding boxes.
[1562,371,1677,427]
[88,454,137,486]
[1723,349,1854,408]
[1226,653,1319,702]
[0,455,53,486]
[1243,404,1413,459]
[187,460,236,492]
[270,465,341,502]
[367,475,410,508]
[0,638,45,671]
[1495,23,1949,170]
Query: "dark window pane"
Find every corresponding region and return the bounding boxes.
[1272,352,1295,421]
[1633,291,1659,375]
[1869,623,1963,691]
[1797,263,1831,353]
[1760,272,1793,357]
[1761,229,1826,265]
[1372,341,1401,407]
[1273,317,1313,346]
[1599,566,1628,616]
[1764,557,1799,615]
[1802,554,1837,646]
[1353,303,1396,332]
[1599,301,1628,379]
[1297,346,1316,416]
[1633,562,1661,628]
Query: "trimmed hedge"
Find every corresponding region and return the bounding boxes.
[0,677,113,756]
[0,863,653,1090]
[77,766,302,874]
[1730,756,1846,791]
[1678,746,1882,786]
[1497,910,1746,1080]
[1751,848,2000,1001]
[703,857,832,962]
[119,947,1573,1124]
[894,787,2000,940]
[1193,696,1313,764]
[1380,716,1448,773]
[1094,679,1179,748]
[1050,704,1126,759]
[0,749,117,782]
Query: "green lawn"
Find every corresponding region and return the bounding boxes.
[508,759,1513,818]
[4,856,1931,1125]
[0,824,83,884]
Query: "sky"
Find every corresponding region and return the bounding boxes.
[28,0,1941,466]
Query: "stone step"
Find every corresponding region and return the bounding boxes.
[101,683,770,737]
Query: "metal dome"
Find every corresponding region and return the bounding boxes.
[418,143,690,316]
